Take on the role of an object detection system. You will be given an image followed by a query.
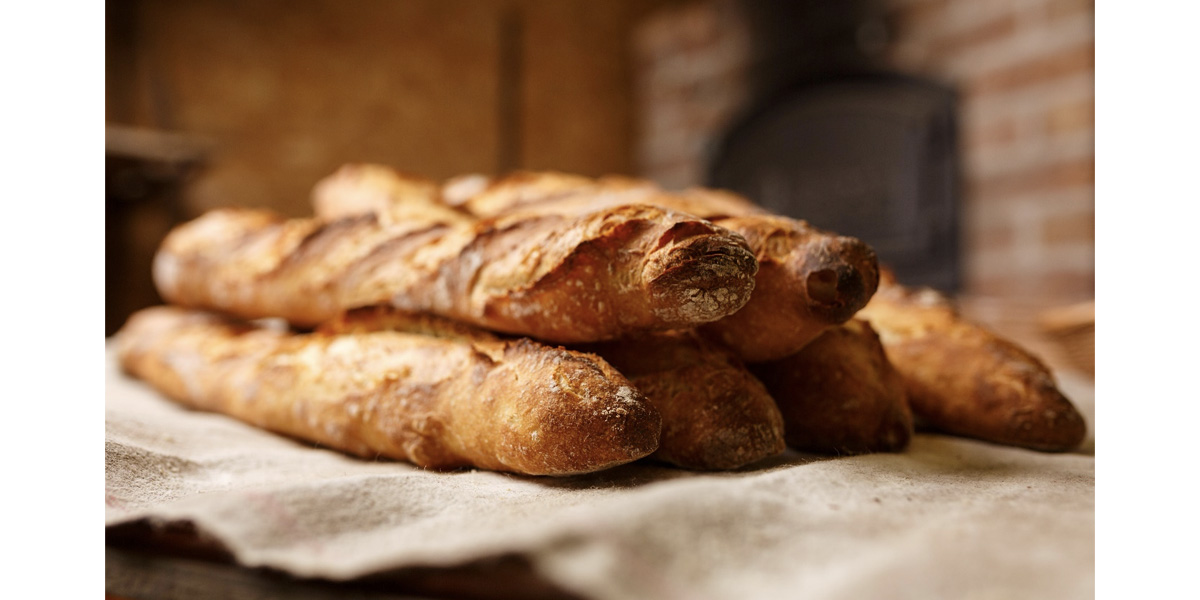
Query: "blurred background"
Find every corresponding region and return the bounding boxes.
[105,0,1093,376]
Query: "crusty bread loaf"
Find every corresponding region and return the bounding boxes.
[116,306,662,476]
[327,307,786,471]
[152,201,758,342]
[312,163,473,226]
[459,171,768,223]
[320,304,498,341]
[578,330,786,470]
[696,215,878,362]
[363,168,878,362]
[751,319,913,455]
[457,171,660,218]
[856,275,1087,452]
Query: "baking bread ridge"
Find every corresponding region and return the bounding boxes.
[697,214,879,362]
[311,163,474,226]
[115,305,662,476]
[751,319,913,455]
[152,201,758,342]
[579,330,786,470]
[856,274,1087,452]
[386,168,880,362]
[327,307,786,471]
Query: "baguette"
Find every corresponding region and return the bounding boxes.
[116,306,662,476]
[460,171,766,223]
[751,319,913,455]
[312,163,473,226]
[578,331,786,470]
[856,275,1087,452]
[697,215,878,362]
[327,307,786,471]
[152,201,758,342]
[401,169,879,362]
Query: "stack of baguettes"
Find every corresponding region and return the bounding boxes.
[115,164,1087,476]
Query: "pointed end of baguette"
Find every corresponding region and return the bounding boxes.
[872,401,916,453]
[800,235,880,325]
[995,381,1088,453]
[645,231,759,326]
[489,343,663,476]
[889,324,1088,453]
[650,369,787,471]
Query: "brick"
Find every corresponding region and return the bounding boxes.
[673,2,721,51]
[966,222,1016,254]
[963,117,1019,151]
[971,156,1094,203]
[1042,210,1094,244]
[927,13,1018,58]
[965,128,1094,181]
[636,133,693,171]
[962,244,1026,284]
[885,40,934,72]
[865,0,1096,308]
[637,84,692,114]
[964,273,1019,299]
[941,6,1093,79]
[1041,241,1095,271]
[962,71,1094,136]
[967,270,1093,303]
[959,224,1011,263]
[648,41,749,89]
[966,43,1094,96]
[689,98,742,133]
[962,213,1093,306]
[964,270,1058,301]
[643,160,702,191]
[885,0,951,43]
[1044,99,1094,136]
[965,185,1094,234]
[944,0,1032,31]
[1033,269,1095,300]
[967,237,1093,277]
[1045,0,1095,23]
[642,100,689,138]
[633,7,690,61]
[711,3,751,52]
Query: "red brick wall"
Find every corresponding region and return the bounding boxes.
[633,1,751,190]
[632,0,1095,305]
[886,0,1095,303]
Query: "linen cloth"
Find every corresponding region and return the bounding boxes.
[105,345,1095,600]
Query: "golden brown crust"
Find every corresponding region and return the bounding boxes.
[441,173,492,208]
[459,171,768,222]
[457,205,759,341]
[326,307,784,471]
[857,281,1087,452]
[462,170,657,218]
[697,216,879,362]
[153,203,758,341]
[319,304,501,344]
[751,320,913,455]
[312,163,473,226]
[410,168,879,362]
[116,306,662,476]
[579,330,786,470]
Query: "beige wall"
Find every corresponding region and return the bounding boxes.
[108,0,666,218]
